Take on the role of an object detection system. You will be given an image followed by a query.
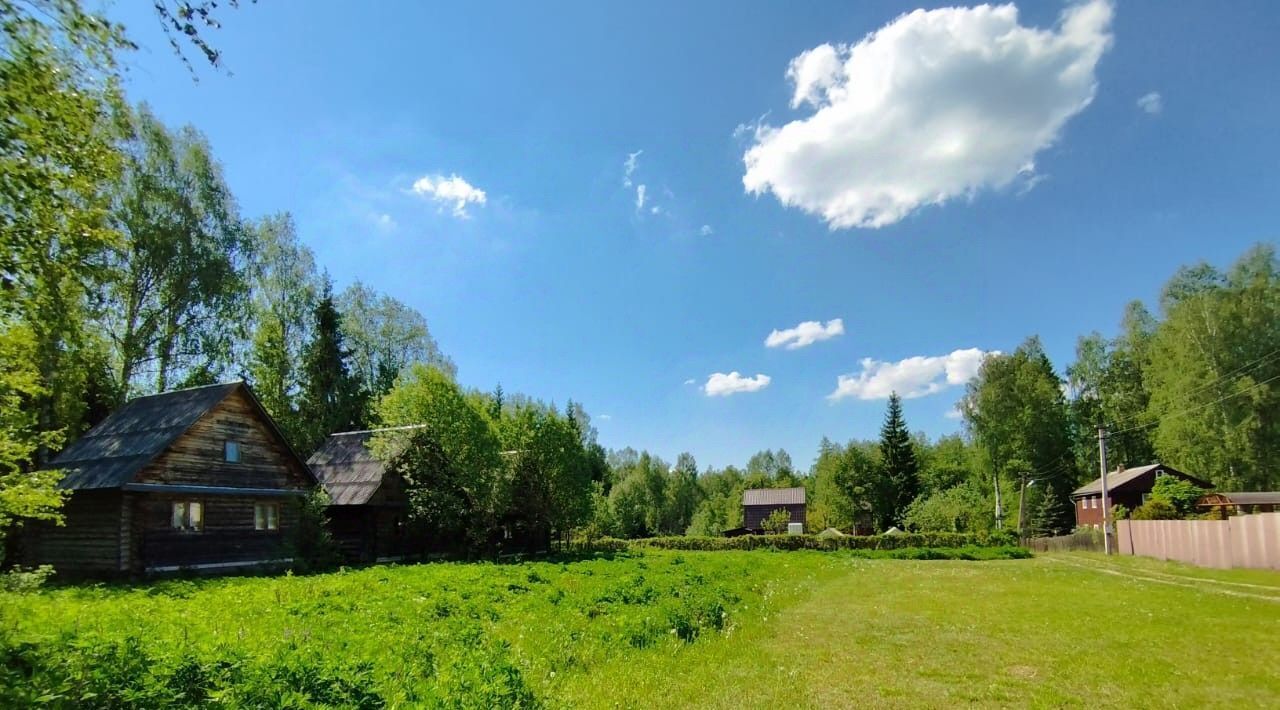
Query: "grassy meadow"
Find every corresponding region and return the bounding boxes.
[2,550,1277,708]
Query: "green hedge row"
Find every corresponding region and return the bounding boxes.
[580,530,1018,553]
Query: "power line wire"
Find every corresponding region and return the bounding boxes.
[1108,371,1280,438]
[1104,345,1280,428]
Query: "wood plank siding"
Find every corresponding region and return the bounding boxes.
[136,389,311,490]
[21,490,124,573]
[743,503,807,532]
[136,495,298,570]
[23,382,317,576]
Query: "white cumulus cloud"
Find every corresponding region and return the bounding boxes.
[411,174,487,218]
[635,184,647,212]
[699,224,714,236]
[704,371,772,397]
[828,348,994,401]
[765,318,845,350]
[1137,91,1162,115]
[742,0,1114,229]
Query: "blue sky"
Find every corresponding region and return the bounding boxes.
[108,1,1280,469]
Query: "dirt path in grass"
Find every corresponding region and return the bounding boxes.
[1043,555,1280,602]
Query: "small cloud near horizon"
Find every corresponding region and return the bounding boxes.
[411,174,487,218]
[1137,91,1163,115]
[704,371,771,396]
[829,348,996,401]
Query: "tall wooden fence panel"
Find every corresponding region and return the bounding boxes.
[1115,513,1279,570]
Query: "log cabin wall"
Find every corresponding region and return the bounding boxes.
[21,490,123,573]
[134,494,299,570]
[326,506,375,562]
[136,388,311,491]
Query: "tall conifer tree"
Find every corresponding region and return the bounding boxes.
[298,282,367,454]
[879,393,920,527]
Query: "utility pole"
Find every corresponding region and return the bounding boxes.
[993,473,1003,530]
[1016,472,1030,542]
[1098,426,1112,555]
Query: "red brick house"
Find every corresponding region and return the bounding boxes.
[1071,463,1211,527]
[742,487,806,533]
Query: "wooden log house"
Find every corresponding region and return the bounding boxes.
[308,430,414,563]
[20,382,316,575]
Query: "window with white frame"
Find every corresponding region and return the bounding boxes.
[224,440,241,463]
[254,502,279,531]
[171,501,203,531]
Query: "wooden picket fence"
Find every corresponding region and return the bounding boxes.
[1027,529,1104,553]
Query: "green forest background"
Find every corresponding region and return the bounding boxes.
[2,2,1278,553]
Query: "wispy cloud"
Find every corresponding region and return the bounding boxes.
[765,318,844,350]
[622,149,643,187]
[411,174,487,218]
[635,184,648,212]
[704,371,771,397]
[828,348,994,401]
[742,0,1114,229]
[699,224,713,236]
[1137,91,1163,115]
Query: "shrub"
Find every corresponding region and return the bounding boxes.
[0,565,54,593]
[579,531,1019,553]
[760,509,792,535]
[1149,475,1203,517]
[1131,499,1179,520]
[288,490,341,573]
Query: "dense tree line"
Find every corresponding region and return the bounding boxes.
[371,366,605,551]
[594,246,1279,540]
[1,3,1276,549]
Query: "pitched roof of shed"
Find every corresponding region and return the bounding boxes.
[307,431,387,506]
[1197,491,1280,506]
[51,382,242,490]
[1072,463,1211,497]
[743,486,806,507]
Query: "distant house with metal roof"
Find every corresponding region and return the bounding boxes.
[20,382,315,575]
[307,430,413,562]
[741,486,807,533]
[1071,463,1211,527]
[1196,491,1280,517]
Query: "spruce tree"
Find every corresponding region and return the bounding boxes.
[298,283,368,454]
[879,393,920,527]
[1031,482,1076,537]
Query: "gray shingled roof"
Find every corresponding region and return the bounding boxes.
[743,486,806,507]
[50,382,242,490]
[1072,463,1211,497]
[307,431,387,506]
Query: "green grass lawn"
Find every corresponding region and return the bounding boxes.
[3,551,1277,708]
